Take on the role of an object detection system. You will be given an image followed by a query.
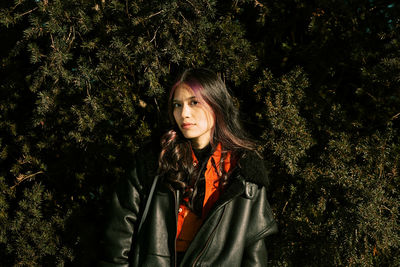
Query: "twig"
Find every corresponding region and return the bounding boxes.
[17,7,38,18]
[97,75,112,88]
[66,26,76,51]
[147,10,165,20]
[381,205,393,214]
[154,97,161,113]
[11,171,44,189]
[185,0,198,12]
[282,201,288,213]
[150,26,160,43]
[366,92,377,102]
[179,12,189,24]
[86,80,91,98]
[50,33,55,50]
[391,112,400,120]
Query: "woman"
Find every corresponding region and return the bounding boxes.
[99,68,277,266]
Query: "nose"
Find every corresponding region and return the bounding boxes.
[181,104,191,118]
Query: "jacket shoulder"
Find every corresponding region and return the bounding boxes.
[131,140,160,189]
[237,150,270,188]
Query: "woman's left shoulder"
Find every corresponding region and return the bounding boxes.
[236,150,270,189]
[235,151,278,241]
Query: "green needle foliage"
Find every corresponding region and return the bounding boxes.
[0,0,399,266]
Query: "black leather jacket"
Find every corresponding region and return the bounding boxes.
[99,145,277,267]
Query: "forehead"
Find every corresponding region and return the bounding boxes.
[173,83,195,100]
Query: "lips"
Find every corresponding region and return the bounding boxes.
[181,123,195,129]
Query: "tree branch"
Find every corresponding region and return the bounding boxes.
[16,7,38,18]
[11,171,44,189]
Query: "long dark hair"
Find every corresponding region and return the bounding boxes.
[158,68,256,193]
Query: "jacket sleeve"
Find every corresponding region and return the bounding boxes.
[235,151,278,266]
[238,150,278,266]
[241,185,278,266]
[98,157,145,267]
[241,238,268,267]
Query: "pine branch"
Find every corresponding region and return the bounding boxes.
[11,171,44,189]
[391,112,400,120]
[147,9,165,20]
[16,7,38,18]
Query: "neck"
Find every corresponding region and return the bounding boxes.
[190,131,212,149]
[191,140,210,149]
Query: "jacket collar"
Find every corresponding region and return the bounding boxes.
[236,150,270,188]
[210,150,271,211]
[192,144,270,188]
[165,147,269,200]
[213,171,246,208]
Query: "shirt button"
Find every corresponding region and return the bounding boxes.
[179,208,182,213]
[193,162,197,166]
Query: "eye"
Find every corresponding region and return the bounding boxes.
[173,102,181,108]
[190,100,199,106]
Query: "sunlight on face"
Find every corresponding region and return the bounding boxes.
[172,84,214,149]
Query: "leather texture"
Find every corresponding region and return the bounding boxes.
[99,145,278,267]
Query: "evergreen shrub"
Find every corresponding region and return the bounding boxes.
[0,0,398,266]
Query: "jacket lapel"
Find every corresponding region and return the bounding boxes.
[207,172,246,215]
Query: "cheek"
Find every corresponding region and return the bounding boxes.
[204,110,215,129]
[173,110,179,123]
[208,115,215,129]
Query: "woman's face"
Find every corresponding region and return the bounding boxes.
[173,83,214,149]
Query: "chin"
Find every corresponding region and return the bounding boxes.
[179,130,195,138]
[183,133,198,139]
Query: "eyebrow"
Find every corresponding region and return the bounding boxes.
[172,96,197,102]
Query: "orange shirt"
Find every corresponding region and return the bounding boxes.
[176,143,232,252]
